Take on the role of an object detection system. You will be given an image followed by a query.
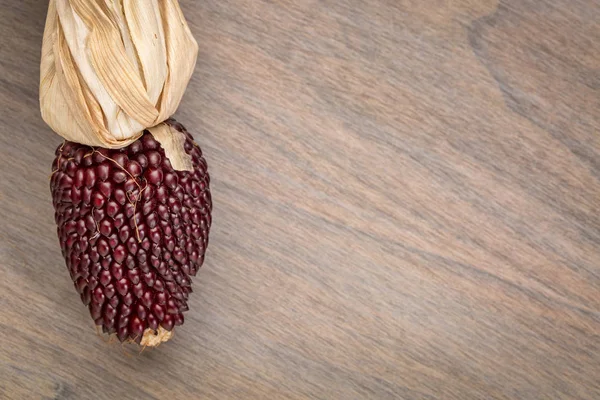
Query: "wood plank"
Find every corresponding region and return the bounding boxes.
[1,1,598,399]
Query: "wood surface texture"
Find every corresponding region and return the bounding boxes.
[1,1,599,399]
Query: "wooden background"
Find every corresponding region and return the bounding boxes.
[1,1,599,399]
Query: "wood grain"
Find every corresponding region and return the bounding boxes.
[1,1,599,399]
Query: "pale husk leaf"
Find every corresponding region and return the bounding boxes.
[148,123,194,171]
[40,0,197,170]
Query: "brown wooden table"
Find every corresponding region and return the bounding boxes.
[1,1,599,399]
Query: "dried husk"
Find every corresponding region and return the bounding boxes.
[40,0,198,171]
